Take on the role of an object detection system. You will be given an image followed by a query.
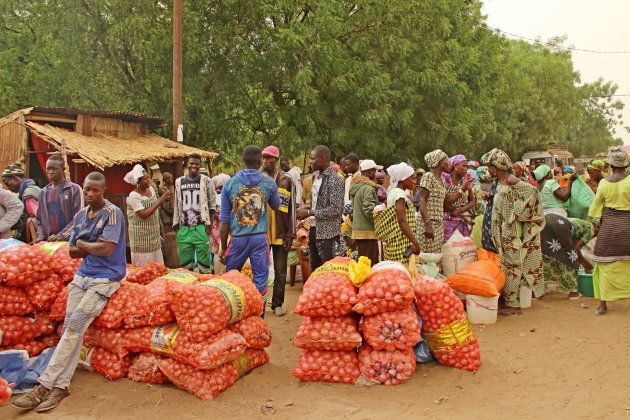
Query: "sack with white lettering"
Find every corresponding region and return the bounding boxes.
[441,231,477,277]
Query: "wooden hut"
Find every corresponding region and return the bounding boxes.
[0,106,217,210]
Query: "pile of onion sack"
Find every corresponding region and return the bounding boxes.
[50,265,271,401]
[0,239,78,357]
[291,259,481,387]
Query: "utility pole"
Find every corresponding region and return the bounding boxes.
[172,0,184,176]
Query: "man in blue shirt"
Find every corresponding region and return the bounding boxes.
[220,146,280,314]
[13,172,126,413]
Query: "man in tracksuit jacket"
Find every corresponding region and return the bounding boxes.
[220,146,280,315]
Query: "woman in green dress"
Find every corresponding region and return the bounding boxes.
[482,149,545,316]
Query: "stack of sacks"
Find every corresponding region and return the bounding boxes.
[292,257,364,384]
[414,277,481,371]
[0,239,79,356]
[353,261,419,386]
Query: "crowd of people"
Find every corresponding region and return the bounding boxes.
[1,143,629,412]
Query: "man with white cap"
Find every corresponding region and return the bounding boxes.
[261,145,296,316]
[349,159,382,265]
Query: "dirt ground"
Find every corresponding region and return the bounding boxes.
[2,284,630,420]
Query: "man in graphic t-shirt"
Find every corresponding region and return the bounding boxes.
[173,153,216,273]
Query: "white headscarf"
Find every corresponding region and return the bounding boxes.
[212,173,230,189]
[124,164,146,185]
[287,166,303,206]
[386,163,414,192]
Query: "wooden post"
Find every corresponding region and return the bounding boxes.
[61,138,71,180]
[173,0,184,177]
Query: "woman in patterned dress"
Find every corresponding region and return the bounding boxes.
[482,149,546,316]
[442,154,475,242]
[416,150,449,253]
[125,164,170,267]
[384,163,420,264]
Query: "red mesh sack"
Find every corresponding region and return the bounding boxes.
[33,242,82,282]
[353,261,415,315]
[124,271,199,328]
[0,285,34,315]
[293,257,359,317]
[360,306,420,351]
[50,285,68,320]
[124,262,169,285]
[0,242,57,286]
[414,277,481,372]
[38,333,61,348]
[123,323,247,371]
[128,353,170,384]
[293,315,362,351]
[226,316,271,349]
[357,344,416,386]
[0,340,48,357]
[93,282,140,328]
[25,274,65,311]
[157,348,269,401]
[167,270,264,343]
[84,326,129,358]
[78,345,132,380]
[0,312,55,346]
[292,349,360,384]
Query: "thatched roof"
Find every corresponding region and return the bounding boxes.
[0,108,32,128]
[29,106,165,128]
[27,122,217,170]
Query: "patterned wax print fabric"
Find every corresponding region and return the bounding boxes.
[543,257,578,292]
[384,189,415,265]
[443,184,472,242]
[481,180,498,253]
[491,181,545,307]
[424,149,448,169]
[126,187,161,254]
[415,172,446,253]
[541,214,579,270]
[481,148,512,171]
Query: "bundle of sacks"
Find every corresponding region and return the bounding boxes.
[0,239,81,357]
[291,258,481,387]
[50,264,271,401]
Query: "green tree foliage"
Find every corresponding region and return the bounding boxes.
[0,0,624,168]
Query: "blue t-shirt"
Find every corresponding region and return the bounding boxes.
[69,200,127,281]
[220,169,280,237]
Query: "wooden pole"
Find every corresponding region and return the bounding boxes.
[173,0,184,177]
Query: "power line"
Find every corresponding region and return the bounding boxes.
[490,27,630,54]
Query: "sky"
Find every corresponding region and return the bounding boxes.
[482,0,630,145]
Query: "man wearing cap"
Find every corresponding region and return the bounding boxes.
[349,160,381,265]
[261,145,296,317]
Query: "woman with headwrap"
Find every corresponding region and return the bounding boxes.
[125,164,171,266]
[471,166,494,248]
[533,164,595,275]
[416,150,449,253]
[584,160,605,193]
[512,161,529,182]
[1,162,41,242]
[589,146,630,315]
[384,163,420,264]
[482,148,545,315]
[209,173,230,258]
[375,170,388,203]
[442,154,475,241]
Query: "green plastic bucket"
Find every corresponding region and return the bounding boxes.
[578,269,594,297]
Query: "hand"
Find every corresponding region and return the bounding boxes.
[452,209,462,217]
[462,179,471,191]
[283,241,293,252]
[32,237,44,245]
[159,189,172,202]
[173,224,179,232]
[412,242,421,255]
[569,173,578,182]
[219,249,226,265]
[423,222,434,239]
[160,235,165,243]
[47,234,60,242]
[296,208,311,220]
[205,224,212,236]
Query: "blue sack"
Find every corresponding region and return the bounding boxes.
[0,347,55,393]
[411,304,434,363]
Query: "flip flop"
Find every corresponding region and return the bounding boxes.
[595,308,608,316]
[569,293,583,300]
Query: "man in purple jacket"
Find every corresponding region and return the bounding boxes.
[33,155,83,243]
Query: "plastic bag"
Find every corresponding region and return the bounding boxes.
[158,348,269,401]
[360,306,420,351]
[566,176,595,219]
[357,344,416,386]
[293,257,359,317]
[84,326,130,358]
[292,349,360,384]
[128,353,170,384]
[226,316,272,349]
[33,242,81,282]
[168,271,264,343]
[0,285,34,316]
[293,315,362,351]
[0,313,55,346]
[441,231,477,277]
[24,274,65,311]
[445,260,506,297]
[476,249,501,267]
[411,307,434,363]
[353,261,415,316]
[78,345,132,380]
[125,262,169,285]
[414,278,481,371]
[123,323,247,371]
[0,243,57,287]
